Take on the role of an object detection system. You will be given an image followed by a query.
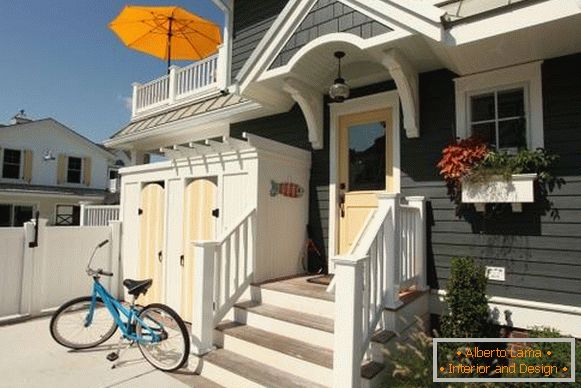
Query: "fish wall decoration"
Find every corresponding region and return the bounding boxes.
[270,180,304,198]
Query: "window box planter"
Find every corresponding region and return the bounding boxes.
[461,173,537,212]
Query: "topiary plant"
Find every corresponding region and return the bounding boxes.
[440,257,492,338]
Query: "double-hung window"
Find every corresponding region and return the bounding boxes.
[67,157,82,184]
[455,62,544,151]
[2,149,22,179]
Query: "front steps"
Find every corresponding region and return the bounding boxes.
[194,275,428,388]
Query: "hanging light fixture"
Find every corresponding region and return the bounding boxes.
[329,51,350,102]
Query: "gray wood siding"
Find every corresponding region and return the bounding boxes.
[270,0,392,69]
[232,0,289,79]
[401,57,581,307]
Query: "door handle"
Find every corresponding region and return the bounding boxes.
[180,254,184,266]
[158,251,163,262]
[339,193,345,218]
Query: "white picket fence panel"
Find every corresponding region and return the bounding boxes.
[0,220,121,322]
[81,205,120,226]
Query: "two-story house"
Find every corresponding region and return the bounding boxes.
[106,1,581,386]
[0,112,123,226]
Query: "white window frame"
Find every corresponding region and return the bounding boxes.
[1,148,23,181]
[66,156,84,185]
[0,202,35,227]
[455,61,544,150]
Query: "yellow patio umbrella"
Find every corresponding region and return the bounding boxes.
[109,5,222,72]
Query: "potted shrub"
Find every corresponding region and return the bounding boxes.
[437,137,560,212]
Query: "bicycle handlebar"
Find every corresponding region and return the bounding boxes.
[86,240,113,277]
[98,239,110,248]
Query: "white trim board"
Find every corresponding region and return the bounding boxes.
[328,90,401,270]
[454,61,544,150]
[430,290,581,338]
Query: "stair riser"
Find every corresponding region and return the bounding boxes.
[234,307,334,350]
[384,293,429,334]
[251,286,335,320]
[215,330,333,386]
[200,359,267,388]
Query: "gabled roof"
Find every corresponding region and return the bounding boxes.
[436,0,536,26]
[0,182,107,198]
[0,118,115,160]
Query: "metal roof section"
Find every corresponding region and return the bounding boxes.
[436,0,540,27]
[111,93,248,140]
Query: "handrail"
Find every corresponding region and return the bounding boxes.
[215,207,256,245]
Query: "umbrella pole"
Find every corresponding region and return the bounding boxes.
[167,17,173,74]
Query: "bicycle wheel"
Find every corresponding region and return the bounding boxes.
[50,296,117,350]
[136,303,190,371]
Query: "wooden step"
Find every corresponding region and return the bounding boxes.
[203,349,327,388]
[172,373,225,388]
[235,300,334,333]
[256,275,335,302]
[216,321,333,369]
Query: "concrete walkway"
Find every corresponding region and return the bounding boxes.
[0,317,220,388]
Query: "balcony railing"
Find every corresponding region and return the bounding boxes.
[131,50,224,118]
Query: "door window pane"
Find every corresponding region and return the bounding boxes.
[2,149,21,179]
[471,93,495,122]
[67,157,82,183]
[0,205,11,227]
[348,121,386,191]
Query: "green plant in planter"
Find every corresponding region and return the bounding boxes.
[437,137,563,216]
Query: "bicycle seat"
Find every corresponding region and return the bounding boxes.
[123,278,153,297]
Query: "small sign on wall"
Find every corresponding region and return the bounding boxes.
[486,266,506,282]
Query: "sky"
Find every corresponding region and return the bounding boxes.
[0,1,223,143]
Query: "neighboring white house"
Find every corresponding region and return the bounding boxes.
[0,112,122,226]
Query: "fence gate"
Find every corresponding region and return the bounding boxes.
[0,220,121,322]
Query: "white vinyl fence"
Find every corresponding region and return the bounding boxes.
[81,205,120,226]
[0,219,121,322]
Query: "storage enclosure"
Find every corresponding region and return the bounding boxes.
[118,134,311,321]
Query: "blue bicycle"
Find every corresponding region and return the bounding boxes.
[49,240,190,371]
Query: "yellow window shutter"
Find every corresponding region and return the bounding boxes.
[23,150,33,183]
[83,157,92,186]
[57,154,66,184]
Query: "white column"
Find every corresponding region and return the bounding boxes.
[131,82,140,118]
[333,256,364,388]
[30,219,48,315]
[21,221,36,316]
[191,241,218,355]
[406,196,428,291]
[168,65,179,103]
[109,221,122,298]
[379,193,403,309]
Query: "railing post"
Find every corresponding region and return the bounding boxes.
[168,65,179,103]
[216,44,228,91]
[131,82,140,118]
[406,196,428,291]
[191,241,218,355]
[333,256,364,388]
[379,193,403,309]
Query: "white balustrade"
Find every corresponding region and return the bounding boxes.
[191,207,256,355]
[132,54,220,117]
[81,205,120,226]
[333,194,426,388]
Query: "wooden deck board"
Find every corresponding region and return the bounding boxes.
[258,275,335,302]
[203,348,327,388]
[235,300,334,333]
[216,321,334,368]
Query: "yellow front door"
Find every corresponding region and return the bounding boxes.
[138,182,165,305]
[181,177,217,322]
[338,108,393,254]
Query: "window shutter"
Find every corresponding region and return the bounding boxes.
[57,154,67,184]
[83,157,92,186]
[23,150,33,183]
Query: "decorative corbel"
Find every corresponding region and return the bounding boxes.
[381,49,420,138]
[282,77,324,150]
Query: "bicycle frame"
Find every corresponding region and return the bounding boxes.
[86,278,161,345]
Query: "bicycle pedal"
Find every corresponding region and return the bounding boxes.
[106,352,119,362]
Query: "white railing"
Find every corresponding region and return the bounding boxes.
[81,205,120,226]
[333,194,427,388]
[190,207,256,355]
[132,52,221,117]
